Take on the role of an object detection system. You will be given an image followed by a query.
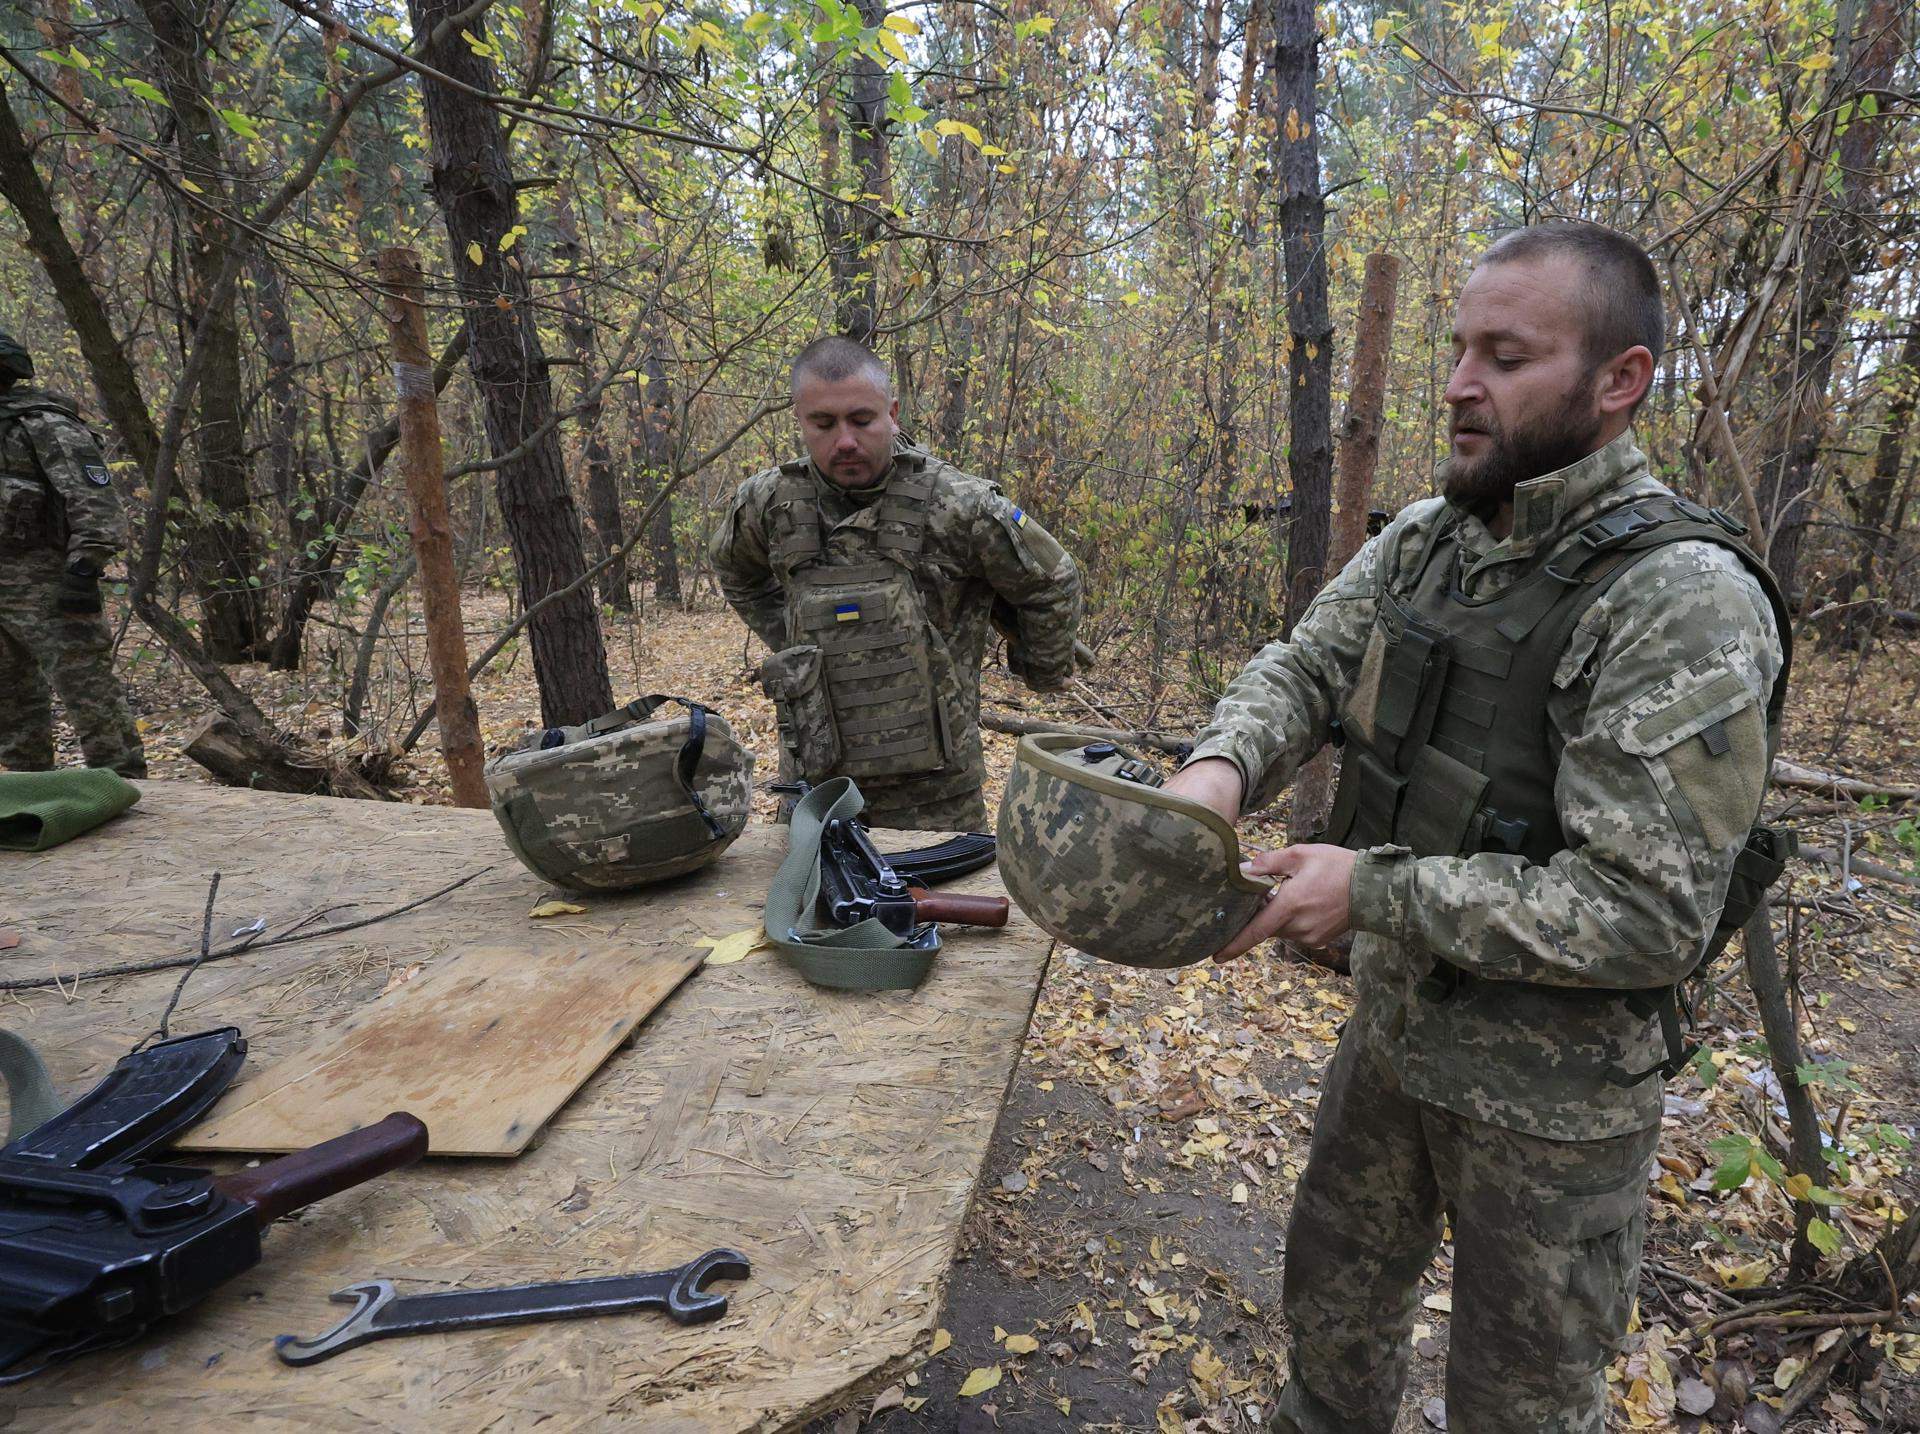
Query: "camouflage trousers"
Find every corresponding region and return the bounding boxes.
[1273,1017,1658,1434]
[0,551,146,778]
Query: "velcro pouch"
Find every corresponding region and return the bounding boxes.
[759,643,841,781]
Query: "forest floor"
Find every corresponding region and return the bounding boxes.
[88,580,1920,1433]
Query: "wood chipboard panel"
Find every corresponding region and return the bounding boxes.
[173,942,704,1156]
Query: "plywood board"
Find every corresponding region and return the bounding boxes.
[0,780,1050,1432]
[173,942,704,1157]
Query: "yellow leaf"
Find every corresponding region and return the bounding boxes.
[979,143,1007,156]
[883,13,919,33]
[996,162,1016,173]
[466,241,485,266]
[1838,1017,1857,1033]
[878,29,909,63]
[1372,17,1393,40]
[1120,290,1142,306]
[1004,1333,1039,1355]
[1774,1355,1807,1388]
[1716,1257,1772,1289]
[695,928,767,966]
[992,1325,1008,1342]
[1055,1397,1071,1416]
[929,1328,952,1356]
[528,899,587,918]
[934,118,985,145]
[1785,1172,1814,1200]
[957,1366,1002,1397]
[1799,51,1835,71]
[180,178,205,194]
[918,129,940,158]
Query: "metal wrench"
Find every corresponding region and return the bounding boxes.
[274,1247,749,1366]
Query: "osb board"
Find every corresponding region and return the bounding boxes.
[174,941,706,1157]
[0,780,1052,1432]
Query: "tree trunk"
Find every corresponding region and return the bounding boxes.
[0,85,159,480]
[1762,0,1904,600]
[1268,0,1333,638]
[407,0,613,727]
[379,247,487,808]
[827,0,891,342]
[136,0,269,661]
[541,119,630,613]
[252,248,312,615]
[630,366,682,605]
[1292,251,1399,841]
[1830,315,1920,652]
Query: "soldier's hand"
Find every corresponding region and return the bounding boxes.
[1211,843,1356,962]
[58,562,103,615]
[1161,757,1244,824]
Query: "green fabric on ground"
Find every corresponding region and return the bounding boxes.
[0,767,140,851]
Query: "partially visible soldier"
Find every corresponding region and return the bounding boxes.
[711,337,1080,830]
[1164,224,1785,1431]
[0,328,146,779]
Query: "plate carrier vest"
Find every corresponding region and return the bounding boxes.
[760,452,955,784]
[1325,494,1796,1081]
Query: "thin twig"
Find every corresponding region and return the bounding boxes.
[1,868,494,993]
[142,872,223,1049]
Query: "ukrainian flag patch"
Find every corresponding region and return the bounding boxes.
[834,602,861,623]
[1011,506,1028,526]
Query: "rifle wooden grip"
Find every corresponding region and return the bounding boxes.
[215,1112,429,1226]
[908,887,1010,928]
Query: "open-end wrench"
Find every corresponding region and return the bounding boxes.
[274,1247,749,1366]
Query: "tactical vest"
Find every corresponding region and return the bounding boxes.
[1326,494,1796,1078]
[756,452,955,784]
[0,390,77,552]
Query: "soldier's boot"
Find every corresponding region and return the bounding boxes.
[42,609,146,778]
[0,618,56,771]
[1433,1113,1659,1434]
[1273,1021,1444,1432]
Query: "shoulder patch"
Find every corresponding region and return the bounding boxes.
[84,463,111,487]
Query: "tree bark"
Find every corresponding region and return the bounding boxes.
[0,84,159,480]
[1830,315,1920,651]
[1268,0,1333,645]
[407,0,613,727]
[631,363,682,605]
[1762,0,1905,599]
[826,0,891,342]
[541,117,630,613]
[135,0,270,660]
[379,248,487,807]
[1743,899,1831,1283]
[1292,250,1399,840]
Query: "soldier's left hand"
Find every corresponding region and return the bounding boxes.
[1212,843,1357,962]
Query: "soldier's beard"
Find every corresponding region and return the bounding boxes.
[1441,383,1606,516]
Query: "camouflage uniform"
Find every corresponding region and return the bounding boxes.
[0,387,145,779]
[710,441,1080,830]
[1187,435,1783,1432]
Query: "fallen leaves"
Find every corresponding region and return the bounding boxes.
[527,899,586,919]
[957,1365,1002,1397]
[694,928,766,965]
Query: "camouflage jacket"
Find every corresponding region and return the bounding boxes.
[1189,434,1784,1140]
[0,387,126,568]
[711,443,1082,798]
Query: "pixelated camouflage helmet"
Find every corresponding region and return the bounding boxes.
[484,694,756,891]
[995,735,1272,969]
[0,330,32,385]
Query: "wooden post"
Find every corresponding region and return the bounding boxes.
[378,246,489,808]
[1289,251,1402,842]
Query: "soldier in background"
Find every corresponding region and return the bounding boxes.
[711,337,1081,830]
[0,328,146,779]
[1165,225,1785,1431]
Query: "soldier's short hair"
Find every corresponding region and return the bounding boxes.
[790,336,891,395]
[1477,222,1664,370]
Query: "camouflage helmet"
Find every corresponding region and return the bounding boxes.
[0,330,31,386]
[484,695,756,892]
[995,735,1272,969]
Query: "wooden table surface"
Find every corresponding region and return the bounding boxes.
[0,780,1051,1431]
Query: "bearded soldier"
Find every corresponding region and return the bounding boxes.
[1164,224,1786,1431]
[0,329,146,779]
[711,337,1082,831]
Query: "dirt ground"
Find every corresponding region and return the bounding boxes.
[78,580,1920,1433]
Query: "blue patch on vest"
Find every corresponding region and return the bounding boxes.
[84,464,111,487]
[834,602,861,622]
